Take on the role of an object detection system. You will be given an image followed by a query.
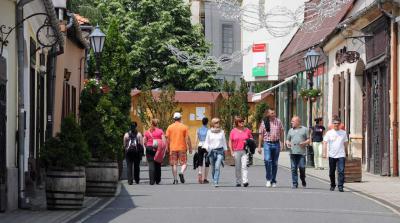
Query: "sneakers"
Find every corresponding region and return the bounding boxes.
[272,183,277,188]
[173,179,178,184]
[243,182,249,187]
[236,183,241,187]
[330,186,335,191]
[213,183,219,188]
[203,179,209,184]
[179,173,185,183]
[338,187,344,192]
[265,181,271,188]
[302,182,307,188]
[291,184,298,189]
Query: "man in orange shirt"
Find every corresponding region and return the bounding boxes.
[166,112,193,184]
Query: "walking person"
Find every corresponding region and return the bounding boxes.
[195,117,210,184]
[203,118,227,187]
[229,116,253,187]
[143,119,165,185]
[257,108,284,188]
[311,117,326,170]
[123,122,144,185]
[323,117,348,192]
[286,116,310,189]
[166,112,193,184]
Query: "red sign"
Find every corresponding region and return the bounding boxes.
[252,43,267,52]
[313,65,324,76]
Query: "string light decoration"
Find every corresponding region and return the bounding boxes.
[214,0,352,36]
[167,44,252,73]
[167,0,352,72]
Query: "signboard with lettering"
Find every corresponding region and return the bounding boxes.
[252,43,267,77]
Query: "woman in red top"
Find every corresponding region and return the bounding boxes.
[143,119,165,185]
[229,116,253,187]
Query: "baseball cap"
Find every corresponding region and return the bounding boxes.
[173,112,182,119]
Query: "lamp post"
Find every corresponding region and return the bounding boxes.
[89,25,106,80]
[303,48,320,167]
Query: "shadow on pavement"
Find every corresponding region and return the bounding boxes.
[83,185,136,223]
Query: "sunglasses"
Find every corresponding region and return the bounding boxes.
[333,122,340,125]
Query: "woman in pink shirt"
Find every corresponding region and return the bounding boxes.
[229,116,253,187]
[143,119,165,185]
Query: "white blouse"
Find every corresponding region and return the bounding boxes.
[203,130,228,151]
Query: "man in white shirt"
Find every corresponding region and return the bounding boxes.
[323,117,348,192]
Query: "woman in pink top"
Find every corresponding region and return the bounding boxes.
[143,119,165,185]
[229,116,253,187]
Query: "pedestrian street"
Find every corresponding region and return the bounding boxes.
[83,164,400,223]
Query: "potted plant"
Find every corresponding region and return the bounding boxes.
[80,87,128,197]
[299,88,310,101]
[308,88,322,102]
[41,115,90,210]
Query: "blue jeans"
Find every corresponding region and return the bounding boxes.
[208,148,224,184]
[263,142,280,183]
[290,154,306,186]
[329,157,345,188]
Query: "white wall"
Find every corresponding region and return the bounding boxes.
[24,0,49,171]
[242,0,306,82]
[0,0,18,211]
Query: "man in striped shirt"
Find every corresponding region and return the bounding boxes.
[257,108,284,188]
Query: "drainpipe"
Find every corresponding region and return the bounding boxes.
[17,0,33,209]
[393,20,399,177]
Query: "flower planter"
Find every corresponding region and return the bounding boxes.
[85,159,118,197]
[344,158,362,182]
[310,97,317,102]
[46,167,86,210]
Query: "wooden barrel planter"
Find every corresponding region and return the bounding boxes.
[86,159,118,197]
[45,167,86,210]
[345,158,362,182]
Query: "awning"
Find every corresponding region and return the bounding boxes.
[251,75,297,102]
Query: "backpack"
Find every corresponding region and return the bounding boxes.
[127,131,143,155]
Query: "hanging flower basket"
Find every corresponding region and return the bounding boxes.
[308,88,322,98]
[299,89,309,101]
[310,97,317,102]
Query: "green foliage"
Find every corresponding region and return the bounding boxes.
[219,80,250,133]
[41,115,90,170]
[80,82,108,159]
[299,88,322,98]
[253,82,273,93]
[250,102,269,131]
[137,84,180,131]
[308,88,322,97]
[96,94,130,161]
[68,0,218,91]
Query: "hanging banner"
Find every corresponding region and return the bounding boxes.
[252,43,267,77]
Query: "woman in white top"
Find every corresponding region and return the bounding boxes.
[203,118,228,187]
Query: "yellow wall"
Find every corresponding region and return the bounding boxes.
[131,93,275,146]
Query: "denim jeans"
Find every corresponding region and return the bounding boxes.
[208,148,224,184]
[263,142,280,183]
[329,157,345,188]
[290,154,306,186]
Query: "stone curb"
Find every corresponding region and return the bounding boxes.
[65,182,122,223]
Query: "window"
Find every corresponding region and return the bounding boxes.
[222,24,233,54]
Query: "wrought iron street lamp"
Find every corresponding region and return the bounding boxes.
[89,25,106,80]
[303,48,320,167]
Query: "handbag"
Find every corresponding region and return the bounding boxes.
[147,130,166,163]
[154,139,166,163]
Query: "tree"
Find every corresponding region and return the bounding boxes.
[219,80,250,133]
[68,0,218,91]
[137,84,180,131]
